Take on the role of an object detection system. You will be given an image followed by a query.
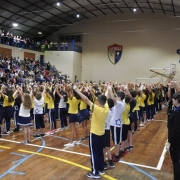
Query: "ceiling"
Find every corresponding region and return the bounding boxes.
[0,0,180,39]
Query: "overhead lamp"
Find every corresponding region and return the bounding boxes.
[13,23,18,27]
[38,32,42,34]
[57,2,60,6]
[76,14,80,18]
[133,9,137,12]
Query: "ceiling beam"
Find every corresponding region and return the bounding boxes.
[87,0,106,15]
[134,0,144,13]
[100,0,116,14]
[109,0,123,13]
[159,0,166,14]
[73,0,97,17]
[171,0,176,16]
[60,1,89,19]
[122,0,133,13]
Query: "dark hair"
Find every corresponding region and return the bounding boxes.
[173,92,180,103]
[130,90,137,98]
[62,91,68,102]
[107,98,114,109]
[97,95,107,105]
[73,90,81,99]
[116,91,125,100]
[125,95,131,104]
[6,89,14,103]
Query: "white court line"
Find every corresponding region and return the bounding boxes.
[154,120,167,122]
[119,161,157,170]
[0,138,167,171]
[0,138,90,157]
[156,145,167,170]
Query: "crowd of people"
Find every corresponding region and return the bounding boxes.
[0,30,70,52]
[0,51,180,178]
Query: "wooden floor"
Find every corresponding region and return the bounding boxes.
[0,107,173,180]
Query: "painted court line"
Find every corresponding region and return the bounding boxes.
[119,161,157,170]
[156,145,167,170]
[18,149,117,180]
[0,138,90,157]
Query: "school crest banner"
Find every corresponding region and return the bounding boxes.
[108,44,123,65]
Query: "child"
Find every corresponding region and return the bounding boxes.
[17,87,32,144]
[103,98,115,170]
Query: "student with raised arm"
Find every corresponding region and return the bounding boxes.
[0,85,19,135]
[73,85,109,179]
[63,81,81,147]
[108,85,125,162]
[33,85,45,137]
[17,86,32,144]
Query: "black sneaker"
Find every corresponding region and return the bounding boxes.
[104,161,108,170]
[0,134,2,138]
[27,140,31,143]
[86,136,90,139]
[33,134,41,138]
[13,128,19,132]
[108,160,115,168]
[40,133,45,137]
[86,172,100,179]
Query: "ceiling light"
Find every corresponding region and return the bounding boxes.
[133,9,137,12]
[13,23,18,27]
[57,2,60,6]
[76,14,80,18]
[38,32,42,34]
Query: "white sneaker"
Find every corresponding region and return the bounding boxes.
[139,123,145,127]
[64,142,74,147]
[57,127,64,131]
[74,140,81,145]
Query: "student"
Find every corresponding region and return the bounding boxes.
[103,98,115,170]
[33,86,45,137]
[63,81,81,147]
[45,88,56,135]
[55,85,68,130]
[17,87,32,144]
[79,91,90,140]
[108,86,125,162]
[0,85,18,135]
[120,95,131,156]
[73,86,109,179]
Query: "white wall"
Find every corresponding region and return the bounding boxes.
[0,44,44,61]
[44,51,82,82]
[48,12,180,83]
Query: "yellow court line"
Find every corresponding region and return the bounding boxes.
[18,149,117,180]
[0,145,11,149]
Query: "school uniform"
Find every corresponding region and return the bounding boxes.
[79,100,90,123]
[121,103,130,141]
[17,104,31,126]
[47,96,56,130]
[58,94,67,128]
[34,97,45,130]
[2,95,15,133]
[68,97,80,123]
[132,96,140,123]
[139,93,146,121]
[110,101,125,145]
[89,102,109,176]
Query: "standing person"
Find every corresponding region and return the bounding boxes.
[79,91,90,141]
[0,85,18,135]
[108,86,125,162]
[63,81,81,147]
[73,86,109,178]
[166,92,180,180]
[17,87,32,144]
[33,86,45,137]
[103,98,115,170]
[55,85,68,131]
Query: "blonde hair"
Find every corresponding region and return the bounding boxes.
[23,93,32,109]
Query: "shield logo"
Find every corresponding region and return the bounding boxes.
[108,44,123,65]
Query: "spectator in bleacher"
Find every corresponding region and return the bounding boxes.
[46,61,51,71]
